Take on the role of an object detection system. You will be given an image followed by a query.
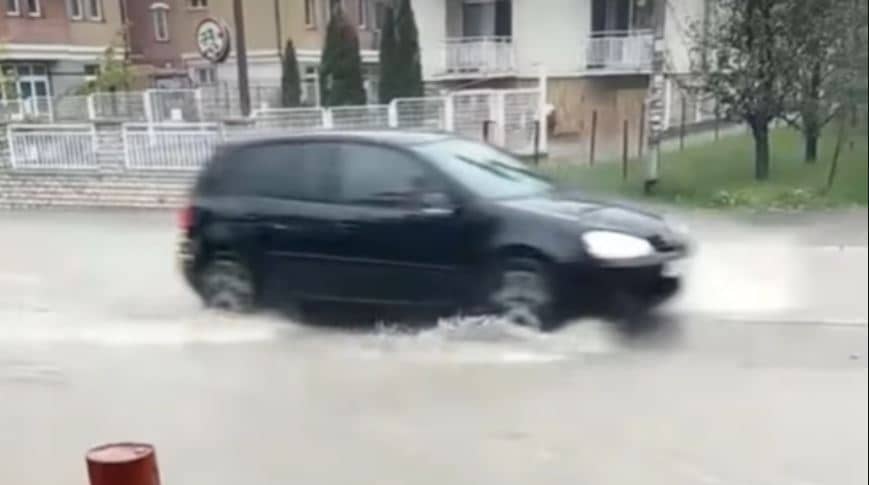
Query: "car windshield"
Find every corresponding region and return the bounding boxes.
[414,139,553,200]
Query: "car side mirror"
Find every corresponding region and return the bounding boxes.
[416,191,456,216]
[420,191,451,208]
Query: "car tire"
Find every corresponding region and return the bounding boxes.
[486,257,558,331]
[198,259,256,313]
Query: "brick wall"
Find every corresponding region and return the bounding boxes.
[0,123,196,209]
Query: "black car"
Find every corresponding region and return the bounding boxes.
[177,131,689,330]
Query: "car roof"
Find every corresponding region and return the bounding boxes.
[222,129,454,150]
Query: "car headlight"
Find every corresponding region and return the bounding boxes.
[582,231,655,260]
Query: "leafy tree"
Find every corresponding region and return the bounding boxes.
[377,5,398,103]
[281,39,302,107]
[78,42,134,94]
[824,0,868,191]
[691,0,796,180]
[319,5,366,106]
[781,0,854,163]
[392,0,424,98]
[0,44,16,100]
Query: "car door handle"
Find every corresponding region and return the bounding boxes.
[334,220,360,232]
[269,223,299,232]
[417,207,453,217]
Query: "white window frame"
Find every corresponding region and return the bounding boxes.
[150,3,170,42]
[6,0,20,16]
[26,0,39,17]
[86,0,102,20]
[84,64,100,82]
[357,0,368,29]
[67,0,83,19]
[194,66,216,85]
[324,0,341,25]
[304,0,315,28]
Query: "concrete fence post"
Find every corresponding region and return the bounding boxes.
[589,110,598,165]
[87,94,97,121]
[194,88,205,121]
[443,95,455,132]
[387,100,399,128]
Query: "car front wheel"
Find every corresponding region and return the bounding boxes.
[487,258,558,331]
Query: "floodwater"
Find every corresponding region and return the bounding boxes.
[0,209,866,485]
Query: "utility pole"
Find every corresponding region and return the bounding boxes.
[233,0,251,116]
[274,0,283,60]
[643,0,668,194]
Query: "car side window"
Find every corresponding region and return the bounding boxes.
[215,142,337,201]
[337,143,434,207]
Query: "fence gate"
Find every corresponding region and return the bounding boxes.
[391,97,447,131]
[91,92,147,121]
[501,89,542,155]
[122,123,220,171]
[146,89,202,123]
[7,124,98,170]
[450,90,498,142]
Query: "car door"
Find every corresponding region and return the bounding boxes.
[332,142,470,305]
[227,141,351,302]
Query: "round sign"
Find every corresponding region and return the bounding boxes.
[196,18,231,63]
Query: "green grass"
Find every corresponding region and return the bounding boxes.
[540,128,868,210]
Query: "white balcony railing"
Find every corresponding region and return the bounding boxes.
[586,31,654,71]
[442,36,516,76]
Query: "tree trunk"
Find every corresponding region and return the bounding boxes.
[804,129,819,163]
[751,122,771,181]
[825,113,847,193]
[803,52,824,164]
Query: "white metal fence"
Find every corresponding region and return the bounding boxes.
[91,92,147,121]
[502,89,543,154]
[52,95,90,122]
[123,123,222,171]
[146,89,202,123]
[330,105,391,129]
[393,97,449,131]
[7,124,98,170]
[451,90,498,143]
[3,88,548,172]
[250,107,327,131]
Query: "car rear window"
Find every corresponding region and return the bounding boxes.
[198,142,338,201]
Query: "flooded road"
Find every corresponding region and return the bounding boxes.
[1,209,866,485]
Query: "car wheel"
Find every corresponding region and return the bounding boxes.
[487,258,557,331]
[199,259,256,313]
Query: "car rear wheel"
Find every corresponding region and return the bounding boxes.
[487,258,557,331]
[199,259,256,313]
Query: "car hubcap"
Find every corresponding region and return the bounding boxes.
[491,269,550,329]
[202,263,253,313]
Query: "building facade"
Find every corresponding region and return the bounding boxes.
[1,0,124,110]
[413,0,705,140]
[123,0,387,103]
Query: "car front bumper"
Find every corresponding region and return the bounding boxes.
[554,253,686,314]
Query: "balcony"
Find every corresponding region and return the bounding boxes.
[440,36,516,78]
[585,30,655,73]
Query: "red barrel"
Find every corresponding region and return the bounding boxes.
[86,443,161,485]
